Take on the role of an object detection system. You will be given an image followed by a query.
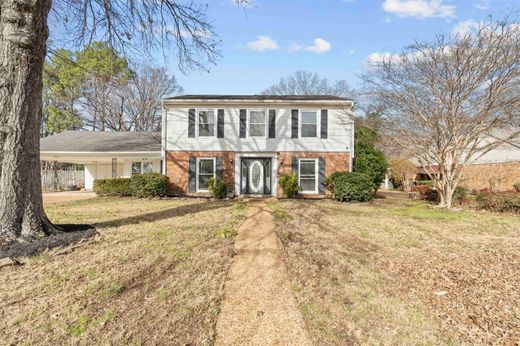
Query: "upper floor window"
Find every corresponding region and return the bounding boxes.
[301,111,318,137]
[249,110,266,137]
[198,110,215,137]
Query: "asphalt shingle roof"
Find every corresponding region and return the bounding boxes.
[164,94,352,101]
[40,131,161,152]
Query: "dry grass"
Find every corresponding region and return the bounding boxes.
[271,191,520,345]
[0,197,247,345]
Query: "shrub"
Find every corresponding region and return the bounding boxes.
[354,149,388,191]
[327,172,375,202]
[93,178,132,196]
[279,172,301,198]
[411,184,439,203]
[130,173,169,198]
[475,192,520,213]
[208,177,228,199]
[453,186,469,205]
[514,182,520,192]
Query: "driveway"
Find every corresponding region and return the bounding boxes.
[43,191,97,204]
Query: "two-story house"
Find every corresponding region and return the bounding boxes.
[162,95,355,197]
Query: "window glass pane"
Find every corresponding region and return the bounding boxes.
[250,124,265,137]
[302,111,317,124]
[198,110,215,124]
[250,111,265,124]
[300,178,316,192]
[132,162,142,174]
[143,162,153,173]
[302,124,317,137]
[199,159,214,174]
[300,161,316,175]
[198,110,215,137]
[199,124,214,136]
[198,175,211,190]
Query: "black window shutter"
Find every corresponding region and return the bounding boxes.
[321,109,328,139]
[319,157,326,195]
[217,109,225,138]
[216,157,223,179]
[292,157,299,180]
[189,156,196,192]
[291,109,299,138]
[188,109,196,138]
[239,109,247,138]
[268,109,276,138]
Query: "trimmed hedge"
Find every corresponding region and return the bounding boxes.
[130,173,169,198]
[325,171,376,202]
[94,173,169,198]
[94,178,132,196]
[475,192,520,213]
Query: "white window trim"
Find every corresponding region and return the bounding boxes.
[196,109,216,138]
[247,108,268,138]
[299,109,320,138]
[298,158,319,194]
[196,157,216,192]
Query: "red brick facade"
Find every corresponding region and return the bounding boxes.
[166,151,235,196]
[165,151,350,197]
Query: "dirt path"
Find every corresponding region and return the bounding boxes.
[216,200,311,346]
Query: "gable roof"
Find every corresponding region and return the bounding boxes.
[164,94,353,101]
[40,131,161,153]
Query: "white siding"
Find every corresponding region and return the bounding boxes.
[164,106,354,153]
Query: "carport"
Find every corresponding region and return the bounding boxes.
[40,131,162,190]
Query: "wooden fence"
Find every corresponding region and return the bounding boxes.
[41,170,85,191]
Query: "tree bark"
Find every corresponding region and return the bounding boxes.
[0,0,55,239]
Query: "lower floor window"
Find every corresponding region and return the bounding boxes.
[299,159,318,193]
[132,161,154,174]
[197,158,215,191]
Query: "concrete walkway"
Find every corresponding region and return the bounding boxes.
[216,200,311,346]
[43,191,97,204]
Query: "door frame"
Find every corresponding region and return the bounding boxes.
[234,153,277,196]
[240,157,272,195]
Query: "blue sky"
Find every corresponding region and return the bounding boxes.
[164,0,516,94]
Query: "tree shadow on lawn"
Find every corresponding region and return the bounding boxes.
[1,200,231,259]
[93,200,231,228]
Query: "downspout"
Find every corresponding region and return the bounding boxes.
[162,101,167,175]
[349,104,355,172]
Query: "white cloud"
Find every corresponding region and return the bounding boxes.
[305,38,332,53]
[452,20,481,36]
[475,2,489,10]
[347,48,356,55]
[247,35,278,51]
[366,52,402,65]
[382,0,455,19]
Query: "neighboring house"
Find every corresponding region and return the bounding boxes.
[162,95,355,196]
[40,131,162,190]
[414,134,520,191]
[459,135,520,191]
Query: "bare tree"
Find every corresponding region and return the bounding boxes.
[362,20,520,208]
[124,66,183,131]
[261,70,355,97]
[0,0,248,239]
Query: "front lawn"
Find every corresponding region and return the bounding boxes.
[0,197,246,345]
[271,191,520,345]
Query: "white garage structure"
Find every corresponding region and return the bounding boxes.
[40,131,162,190]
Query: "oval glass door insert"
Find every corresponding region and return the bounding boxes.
[249,160,264,194]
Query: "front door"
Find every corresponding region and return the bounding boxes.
[241,158,272,195]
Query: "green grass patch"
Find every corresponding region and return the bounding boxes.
[266,200,291,220]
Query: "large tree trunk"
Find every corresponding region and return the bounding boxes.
[0,0,55,239]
